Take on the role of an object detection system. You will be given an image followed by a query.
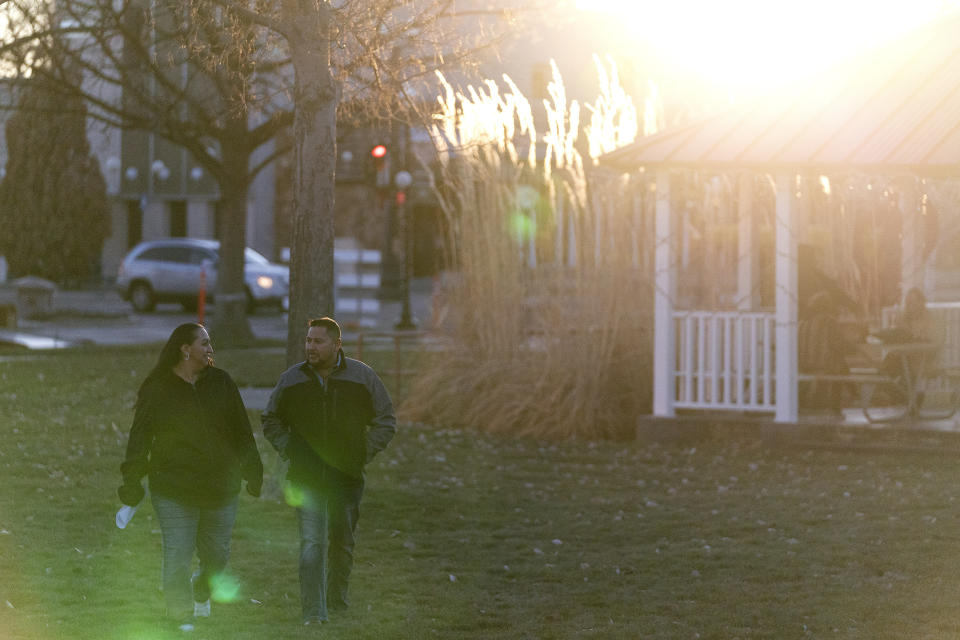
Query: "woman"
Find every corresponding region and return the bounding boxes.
[117,323,263,632]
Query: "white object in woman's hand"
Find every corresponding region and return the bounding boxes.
[115,504,139,529]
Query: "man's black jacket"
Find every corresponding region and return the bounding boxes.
[261,351,395,487]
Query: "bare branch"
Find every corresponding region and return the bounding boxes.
[205,0,287,37]
[249,136,293,177]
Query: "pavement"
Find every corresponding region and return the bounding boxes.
[6,279,958,434]
[0,280,440,412]
[0,277,438,348]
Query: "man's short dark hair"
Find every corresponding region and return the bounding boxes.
[308,317,341,341]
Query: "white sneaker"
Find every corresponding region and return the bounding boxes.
[193,600,211,618]
[178,621,195,632]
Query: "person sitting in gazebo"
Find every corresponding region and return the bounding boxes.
[798,291,858,416]
[874,287,944,408]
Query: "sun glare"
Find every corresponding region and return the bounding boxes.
[577,0,959,96]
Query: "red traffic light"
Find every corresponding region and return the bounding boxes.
[371,144,387,159]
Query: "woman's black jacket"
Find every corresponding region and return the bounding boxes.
[119,367,263,508]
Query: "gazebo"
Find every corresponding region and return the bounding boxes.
[601,15,960,423]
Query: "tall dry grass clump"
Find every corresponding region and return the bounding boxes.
[403,57,654,440]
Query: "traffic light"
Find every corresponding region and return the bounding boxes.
[371,144,391,189]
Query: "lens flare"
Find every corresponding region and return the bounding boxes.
[112,619,167,640]
[510,212,536,243]
[210,572,240,603]
[284,482,305,508]
[576,0,955,96]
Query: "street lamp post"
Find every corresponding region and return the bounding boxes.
[394,169,418,330]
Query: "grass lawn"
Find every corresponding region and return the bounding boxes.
[3,347,960,638]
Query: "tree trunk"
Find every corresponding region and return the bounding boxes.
[208,122,256,347]
[284,5,337,365]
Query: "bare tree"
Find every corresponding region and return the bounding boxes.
[2,0,293,344]
[2,0,538,357]
[206,0,531,362]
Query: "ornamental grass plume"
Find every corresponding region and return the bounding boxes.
[403,60,655,440]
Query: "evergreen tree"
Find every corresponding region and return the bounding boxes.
[0,75,108,285]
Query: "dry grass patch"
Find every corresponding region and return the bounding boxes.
[406,60,652,439]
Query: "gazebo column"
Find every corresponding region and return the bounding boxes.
[653,170,676,417]
[774,172,798,422]
[737,172,758,310]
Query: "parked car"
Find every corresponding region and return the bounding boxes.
[116,238,289,313]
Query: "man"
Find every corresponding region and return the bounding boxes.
[798,243,858,320]
[262,317,396,625]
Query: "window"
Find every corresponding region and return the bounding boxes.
[189,248,218,265]
[170,201,187,237]
[213,201,222,241]
[137,247,192,263]
[126,200,143,249]
[244,248,270,264]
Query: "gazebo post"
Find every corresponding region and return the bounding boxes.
[737,172,757,310]
[653,170,676,417]
[774,172,798,422]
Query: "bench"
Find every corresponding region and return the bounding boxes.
[798,368,960,423]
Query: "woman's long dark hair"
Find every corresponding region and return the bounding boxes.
[137,323,204,401]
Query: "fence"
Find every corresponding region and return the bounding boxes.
[673,311,777,412]
[356,330,430,398]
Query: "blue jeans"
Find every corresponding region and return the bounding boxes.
[297,479,363,620]
[152,494,238,620]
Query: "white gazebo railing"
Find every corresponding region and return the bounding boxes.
[935,304,960,369]
[673,311,777,412]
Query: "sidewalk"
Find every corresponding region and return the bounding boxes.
[5,282,959,442]
[0,281,438,414]
[0,278,437,347]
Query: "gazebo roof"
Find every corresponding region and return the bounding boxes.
[601,15,960,175]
